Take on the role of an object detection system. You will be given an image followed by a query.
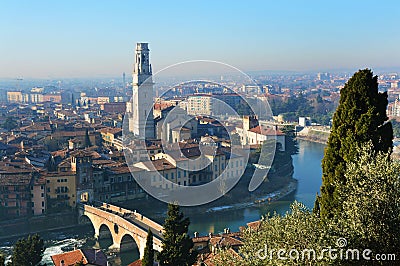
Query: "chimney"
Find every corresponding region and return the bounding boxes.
[208,232,212,238]
[194,232,198,238]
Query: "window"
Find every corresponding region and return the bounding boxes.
[178,171,181,178]
[42,201,44,207]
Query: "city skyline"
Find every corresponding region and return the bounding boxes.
[1,0,400,78]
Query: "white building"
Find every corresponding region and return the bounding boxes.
[236,116,286,151]
[127,43,155,139]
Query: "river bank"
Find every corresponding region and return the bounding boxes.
[0,210,78,239]
[296,126,330,144]
[296,135,327,144]
[119,166,297,221]
[205,179,297,213]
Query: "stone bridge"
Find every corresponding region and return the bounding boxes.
[79,202,163,258]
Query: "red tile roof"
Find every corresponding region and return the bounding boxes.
[51,250,86,266]
[246,220,262,230]
[51,249,107,266]
[248,126,285,136]
[128,259,142,266]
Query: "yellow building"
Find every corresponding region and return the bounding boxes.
[7,91,23,103]
[44,171,77,209]
[98,127,122,146]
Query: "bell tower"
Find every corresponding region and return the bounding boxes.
[129,43,155,139]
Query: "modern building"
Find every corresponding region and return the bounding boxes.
[187,94,213,116]
[7,91,23,103]
[187,93,243,116]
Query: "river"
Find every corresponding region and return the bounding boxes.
[0,140,325,265]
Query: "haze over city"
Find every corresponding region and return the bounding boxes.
[1,0,400,78]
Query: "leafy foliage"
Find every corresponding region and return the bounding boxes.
[158,204,197,266]
[280,125,298,156]
[336,143,400,253]
[142,228,154,266]
[9,234,45,266]
[0,253,5,266]
[269,93,334,124]
[215,144,400,265]
[216,202,340,265]
[320,69,393,219]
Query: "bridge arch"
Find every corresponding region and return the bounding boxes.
[120,234,140,261]
[79,203,163,258]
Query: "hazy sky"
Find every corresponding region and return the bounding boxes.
[1,0,399,78]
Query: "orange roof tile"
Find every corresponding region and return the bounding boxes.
[51,250,87,266]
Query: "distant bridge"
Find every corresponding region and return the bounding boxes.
[79,202,163,258]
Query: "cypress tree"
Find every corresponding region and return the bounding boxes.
[319,69,393,219]
[85,128,92,147]
[142,228,154,266]
[312,193,320,217]
[158,203,197,266]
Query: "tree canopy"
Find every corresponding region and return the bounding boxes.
[319,69,392,219]
[2,117,17,131]
[9,234,45,266]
